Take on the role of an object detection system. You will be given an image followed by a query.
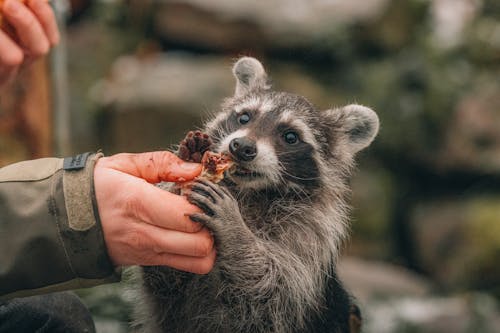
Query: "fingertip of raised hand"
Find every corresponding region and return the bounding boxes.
[2,0,51,57]
[28,0,60,46]
[3,0,21,15]
[31,37,49,57]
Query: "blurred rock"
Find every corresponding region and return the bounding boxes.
[151,0,390,51]
[338,258,500,332]
[338,257,432,303]
[90,53,234,112]
[364,293,500,333]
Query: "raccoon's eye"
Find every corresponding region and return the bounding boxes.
[238,112,251,125]
[283,131,299,145]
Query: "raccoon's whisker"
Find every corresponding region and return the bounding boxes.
[286,173,321,181]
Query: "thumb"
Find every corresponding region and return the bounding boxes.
[99,151,202,183]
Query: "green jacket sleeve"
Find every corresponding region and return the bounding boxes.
[0,153,120,301]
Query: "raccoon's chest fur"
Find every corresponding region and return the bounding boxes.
[138,188,338,333]
[230,189,298,231]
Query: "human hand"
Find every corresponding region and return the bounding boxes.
[0,0,59,86]
[94,151,216,275]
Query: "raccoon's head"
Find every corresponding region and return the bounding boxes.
[206,57,379,193]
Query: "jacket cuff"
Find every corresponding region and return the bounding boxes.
[60,153,120,282]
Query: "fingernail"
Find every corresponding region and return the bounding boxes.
[4,0,21,14]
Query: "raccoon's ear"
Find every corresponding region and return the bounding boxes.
[232,57,270,97]
[329,104,379,154]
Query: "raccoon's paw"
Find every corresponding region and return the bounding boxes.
[178,130,212,163]
[186,179,243,233]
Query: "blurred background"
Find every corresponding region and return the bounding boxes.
[1,0,499,332]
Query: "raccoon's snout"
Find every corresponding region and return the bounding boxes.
[229,137,257,162]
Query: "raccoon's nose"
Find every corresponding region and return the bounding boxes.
[229,137,257,162]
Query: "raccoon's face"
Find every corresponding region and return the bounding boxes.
[206,57,380,193]
[208,92,322,192]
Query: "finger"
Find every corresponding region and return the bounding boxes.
[127,177,204,232]
[101,151,202,183]
[27,0,60,46]
[2,0,50,57]
[147,248,217,275]
[0,30,24,67]
[145,224,214,257]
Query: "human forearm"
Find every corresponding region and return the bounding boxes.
[0,153,118,300]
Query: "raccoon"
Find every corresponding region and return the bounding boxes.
[134,57,379,333]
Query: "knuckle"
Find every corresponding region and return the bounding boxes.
[124,192,144,219]
[2,50,24,67]
[15,11,37,29]
[124,228,147,250]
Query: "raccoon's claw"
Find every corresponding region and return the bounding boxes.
[188,213,211,225]
[186,179,242,235]
[193,179,231,199]
[187,189,215,217]
[187,179,229,216]
[178,130,213,163]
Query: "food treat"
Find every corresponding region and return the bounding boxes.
[198,150,234,183]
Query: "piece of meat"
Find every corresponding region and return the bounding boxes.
[175,130,234,195]
[175,151,233,195]
[199,151,234,183]
[177,130,233,183]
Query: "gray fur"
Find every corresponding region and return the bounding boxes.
[133,58,379,333]
[233,57,270,97]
